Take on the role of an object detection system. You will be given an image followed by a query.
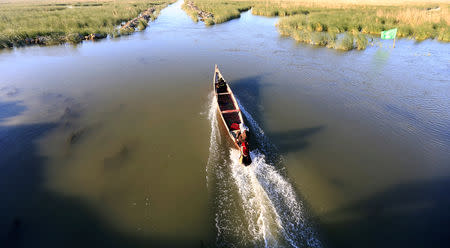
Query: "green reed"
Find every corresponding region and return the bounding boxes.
[184,0,449,50]
[0,0,175,48]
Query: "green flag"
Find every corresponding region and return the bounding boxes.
[381,28,397,40]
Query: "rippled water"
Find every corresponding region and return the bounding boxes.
[207,94,321,248]
[1,1,449,248]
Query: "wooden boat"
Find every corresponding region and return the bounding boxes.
[213,65,252,165]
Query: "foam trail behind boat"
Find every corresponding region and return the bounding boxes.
[237,99,322,248]
[206,93,321,248]
[229,148,283,247]
[207,93,251,247]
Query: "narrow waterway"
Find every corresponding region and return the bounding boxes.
[1,1,449,247]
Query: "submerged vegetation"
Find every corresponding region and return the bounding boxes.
[0,0,175,48]
[183,0,450,50]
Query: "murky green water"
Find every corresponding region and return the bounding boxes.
[1,1,449,247]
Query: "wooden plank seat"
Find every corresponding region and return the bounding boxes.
[221,109,240,114]
[218,94,236,111]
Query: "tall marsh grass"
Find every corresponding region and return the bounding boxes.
[278,5,449,40]
[184,0,252,25]
[185,0,450,50]
[0,0,175,48]
[252,4,309,16]
[182,2,199,22]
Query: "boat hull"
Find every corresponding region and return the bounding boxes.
[213,65,251,165]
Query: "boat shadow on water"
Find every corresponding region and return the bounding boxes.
[230,74,325,160]
[268,126,324,156]
[230,74,269,129]
[221,76,329,246]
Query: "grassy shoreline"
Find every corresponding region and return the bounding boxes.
[0,0,176,49]
[183,0,251,25]
[183,0,450,50]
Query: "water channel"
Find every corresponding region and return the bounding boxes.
[1,1,449,247]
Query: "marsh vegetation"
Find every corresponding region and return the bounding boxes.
[183,0,450,50]
[0,0,175,48]
[183,0,251,25]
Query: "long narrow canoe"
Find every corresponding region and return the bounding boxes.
[213,65,251,165]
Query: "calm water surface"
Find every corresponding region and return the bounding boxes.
[1,1,449,247]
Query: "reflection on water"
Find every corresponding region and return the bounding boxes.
[1,0,450,247]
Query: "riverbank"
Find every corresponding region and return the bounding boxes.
[182,0,449,50]
[182,1,215,24]
[0,0,175,48]
[182,0,251,25]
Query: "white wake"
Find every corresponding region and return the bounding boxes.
[206,93,321,248]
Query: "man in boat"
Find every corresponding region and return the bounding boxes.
[231,123,251,165]
[237,123,251,165]
[230,123,241,140]
[237,129,248,145]
[237,123,249,145]
[240,141,251,165]
[230,123,248,145]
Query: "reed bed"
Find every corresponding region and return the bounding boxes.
[184,0,449,50]
[0,0,175,48]
[277,5,449,41]
[183,0,252,25]
[182,2,199,22]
